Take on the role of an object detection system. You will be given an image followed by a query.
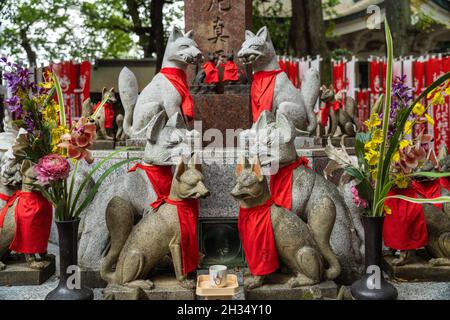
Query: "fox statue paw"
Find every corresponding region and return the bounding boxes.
[29,260,46,270]
[179,278,196,290]
[244,276,264,290]
[0,261,6,271]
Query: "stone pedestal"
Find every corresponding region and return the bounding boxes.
[92,140,115,150]
[321,136,356,148]
[103,275,195,300]
[383,254,450,282]
[0,255,55,286]
[126,138,146,148]
[80,267,107,289]
[244,273,338,300]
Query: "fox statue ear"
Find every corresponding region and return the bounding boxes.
[245,30,256,40]
[236,156,250,177]
[189,152,202,173]
[102,87,107,97]
[276,112,296,143]
[169,27,184,42]
[175,156,188,181]
[146,110,168,143]
[166,112,186,129]
[185,30,194,39]
[251,156,264,182]
[254,111,275,132]
[256,26,269,41]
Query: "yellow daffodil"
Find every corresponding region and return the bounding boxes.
[425,113,435,126]
[364,113,381,130]
[384,205,392,215]
[412,103,425,116]
[404,121,413,135]
[399,140,410,150]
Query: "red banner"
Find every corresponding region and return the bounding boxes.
[357,90,370,126]
[333,61,346,93]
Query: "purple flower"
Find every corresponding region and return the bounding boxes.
[24,117,36,133]
[388,75,413,139]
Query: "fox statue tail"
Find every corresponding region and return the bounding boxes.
[301,68,321,134]
[118,67,139,138]
[307,197,342,280]
[100,196,135,284]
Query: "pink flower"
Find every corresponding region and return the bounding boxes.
[351,186,368,209]
[58,117,96,164]
[34,154,71,183]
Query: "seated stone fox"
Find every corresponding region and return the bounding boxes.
[119,27,203,139]
[231,156,341,289]
[237,26,320,134]
[101,155,210,291]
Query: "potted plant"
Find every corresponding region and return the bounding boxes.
[1,59,138,300]
[325,21,450,300]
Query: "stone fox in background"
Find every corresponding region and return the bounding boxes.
[237,26,320,134]
[101,156,210,292]
[231,157,340,289]
[119,27,203,139]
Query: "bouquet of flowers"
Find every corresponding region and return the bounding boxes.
[325,22,450,218]
[1,58,137,221]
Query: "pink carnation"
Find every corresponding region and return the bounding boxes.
[351,186,368,209]
[34,154,71,183]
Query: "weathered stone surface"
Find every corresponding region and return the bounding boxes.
[91,140,115,150]
[80,267,107,289]
[244,273,338,300]
[0,255,55,286]
[103,275,195,300]
[322,136,356,148]
[383,255,450,282]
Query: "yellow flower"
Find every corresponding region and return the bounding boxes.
[425,113,435,126]
[51,126,69,148]
[412,103,425,116]
[384,205,392,215]
[431,91,445,105]
[371,169,378,181]
[427,88,438,99]
[404,121,413,135]
[365,149,379,166]
[445,86,450,96]
[399,140,410,150]
[38,81,53,89]
[42,103,60,124]
[372,129,383,144]
[392,151,400,162]
[395,174,409,189]
[364,113,381,130]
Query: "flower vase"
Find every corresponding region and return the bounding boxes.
[350,216,398,300]
[45,219,93,300]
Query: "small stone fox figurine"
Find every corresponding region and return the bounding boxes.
[231,156,341,289]
[320,84,359,137]
[101,154,210,293]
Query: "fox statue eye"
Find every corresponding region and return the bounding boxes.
[250,45,259,50]
[180,45,189,49]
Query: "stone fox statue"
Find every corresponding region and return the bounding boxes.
[101,155,210,291]
[237,26,320,134]
[78,109,196,269]
[119,27,203,139]
[231,156,341,289]
[240,111,363,283]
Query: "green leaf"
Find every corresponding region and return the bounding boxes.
[72,157,140,218]
[345,166,365,181]
[51,73,66,126]
[408,172,450,179]
[380,195,450,208]
[91,91,111,119]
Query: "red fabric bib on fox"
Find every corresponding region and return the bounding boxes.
[223,61,239,82]
[94,102,115,129]
[413,179,443,209]
[238,198,279,276]
[383,188,428,251]
[270,157,310,211]
[6,192,53,254]
[160,68,195,121]
[441,177,450,191]
[251,70,283,122]
[128,164,173,209]
[0,191,21,228]
[165,198,199,275]
[203,62,219,84]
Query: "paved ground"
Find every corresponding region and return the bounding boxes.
[1,244,449,300]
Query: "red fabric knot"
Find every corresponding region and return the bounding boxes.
[202,62,219,84]
[94,102,115,129]
[412,179,442,209]
[440,177,450,192]
[332,100,343,112]
[165,198,199,275]
[128,163,173,209]
[223,61,239,82]
[0,191,21,228]
[238,198,279,276]
[321,102,332,127]
[160,67,195,121]
[251,69,283,123]
[270,157,310,211]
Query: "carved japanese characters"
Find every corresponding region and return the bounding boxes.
[101,155,209,295]
[119,27,203,139]
[231,156,340,289]
[237,26,320,134]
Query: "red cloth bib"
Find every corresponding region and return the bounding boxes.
[203,62,219,84]
[165,198,199,275]
[223,61,239,82]
[94,102,115,129]
[383,188,428,250]
[0,191,20,228]
[238,198,279,276]
[332,100,343,112]
[412,179,442,209]
[9,192,53,254]
[160,68,195,121]
[128,164,173,209]
[270,157,310,211]
[321,102,332,127]
[440,177,450,191]
[251,70,283,122]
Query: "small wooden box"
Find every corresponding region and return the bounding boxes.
[196,274,240,300]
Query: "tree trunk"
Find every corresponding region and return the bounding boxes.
[150,0,166,72]
[385,0,412,56]
[20,29,37,67]
[289,0,308,55]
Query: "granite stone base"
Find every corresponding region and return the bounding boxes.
[383,255,450,282]
[321,136,356,148]
[244,273,338,300]
[0,255,56,286]
[80,267,107,289]
[92,140,115,150]
[103,275,195,300]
